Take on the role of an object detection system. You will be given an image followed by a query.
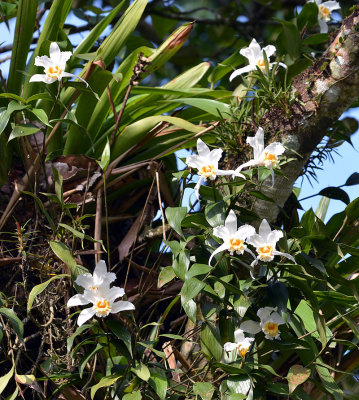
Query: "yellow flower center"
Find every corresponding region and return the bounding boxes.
[238,344,250,357]
[257,59,265,69]
[263,152,278,168]
[46,65,62,79]
[258,245,274,262]
[89,286,99,291]
[264,321,279,338]
[199,165,216,179]
[94,299,111,317]
[319,6,330,20]
[228,238,245,253]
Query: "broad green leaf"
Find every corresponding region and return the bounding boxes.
[0,109,10,136]
[15,374,36,386]
[318,187,350,205]
[90,374,120,399]
[205,201,226,228]
[7,0,37,95]
[98,139,110,171]
[227,375,251,396]
[0,308,24,344]
[344,172,359,186]
[277,20,301,60]
[22,191,56,232]
[249,190,275,203]
[80,343,105,378]
[165,207,187,238]
[31,108,51,127]
[0,364,14,394]
[172,251,190,281]
[106,320,132,356]
[27,274,69,314]
[158,266,176,288]
[181,277,206,303]
[316,364,343,400]
[297,2,319,31]
[287,365,311,394]
[182,299,197,323]
[186,264,212,280]
[315,196,330,221]
[67,324,92,353]
[201,321,222,361]
[123,392,141,400]
[167,98,231,118]
[8,125,39,141]
[346,198,359,221]
[208,47,247,84]
[132,362,150,382]
[149,368,167,400]
[193,382,215,400]
[111,116,201,160]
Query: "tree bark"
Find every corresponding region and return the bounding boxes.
[250,6,359,222]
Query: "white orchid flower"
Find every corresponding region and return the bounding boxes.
[209,210,256,266]
[186,139,244,200]
[74,260,116,293]
[235,127,285,185]
[30,42,87,85]
[308,0,341,33]
[247,219,295,266]
[240,306,285,340]
[230,38,287,81]
[67,261,135,326]
[223,328,254,357]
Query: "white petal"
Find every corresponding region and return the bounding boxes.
[273,250,296,263]
[237,224,256,239]
[318,18,328,33]
[29,74,56,84]
[208,243,229,266]
[59,51,72,66]
[67,293,91,307]
[213,225,229,240]
[62,71,88,87]
[243,38,262,63]
[257,306,276,321]
[229,65,256,80]
[107,286,125,302]
[223,342,238,352]
[248,127,264,160]
[75,273,93,289]
[267,230,283,245]
[247,234,265,248]
[235,159,257,172]
[240,320,261,334]
[77,307,95,326]
[93,260,109,280]
[225,210,237,234]
[194,177,204,200]
[34,56,52,68]
[258,219,272,240]
[234,328,246,343]
[110,300,135,314]
[262,45,276,59]
[270,312,285,326]
[209,148,222,164]
[265,142,285,156]
[196,139,211,157]
[186,154,203,169]
[49,42,61,63]
[216,168,239,177]
[323,1,341,11]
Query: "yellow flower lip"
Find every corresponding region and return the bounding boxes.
[264,321,279,338]
[257,59,265,68]
[200,164,216,179]
[229,238,245,252]
[94,299,111,317]
[238,345,250,357]
[319,6,330,20]
[258,245,274,261]
[46,65,63,79]
[263,152,278,167]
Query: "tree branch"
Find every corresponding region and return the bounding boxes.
[252,6,359,222]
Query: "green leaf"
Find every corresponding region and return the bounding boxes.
[31,108,51,127]
[90,374,120,399]
[8,125,39,141]
[287,365,311,394]
[15,374,36,386]
[345,198,359,221]
[67,324,92,353]
[106,320,132,357]
[158,266,176,288]
[316,364,343,400]
[226,375,251,396]
[132,362,150,382]
[186,264,212,280]
[80,343,105,378]
[303,33,329,45]
[201,321,222,361]
[27,274,69,314]
[149,368,167,400]
[181,278,206,304]
[193,382,215,400]
[205,201,226,228]
[21,192,56,234]
[0,109,10,137]
[0,364,14,394]
[50,241,88,281]
[297,2,319,31]
[315,196,330,221]
[165,207,187,238]
[249,190,275,203]
[98,139,110,171]
[344,172,359,186]
[182,299,197,323]
[166,98,231,118]
[0,308,24,344]
[277,20,301,60]
[318,187,350,205]
[123,392,141,400]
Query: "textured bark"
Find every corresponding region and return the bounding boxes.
[249,6,359,222]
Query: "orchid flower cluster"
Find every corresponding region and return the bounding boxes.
[210,211,295,267]
[186,127,285,200]
[308,0,341,33]
[67,260,135,326]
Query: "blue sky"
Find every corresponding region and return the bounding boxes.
[1,7,358,222]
